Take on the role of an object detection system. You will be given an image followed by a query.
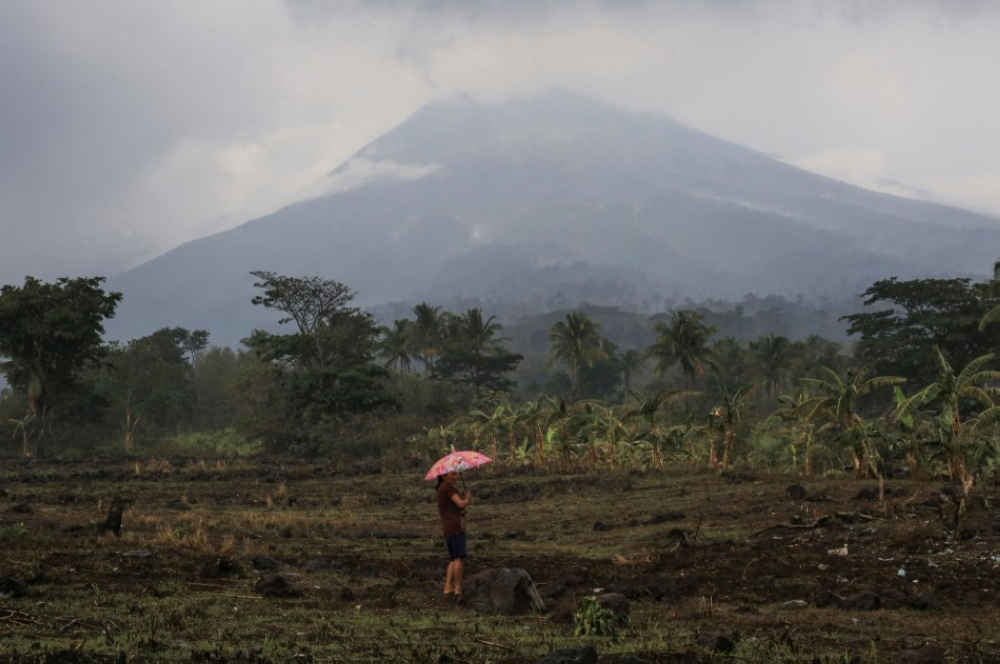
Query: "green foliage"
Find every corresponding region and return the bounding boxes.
[843,276,999,389]
[0,276,122,455]
[432,308,523,401]
[97,328,203,450]
[548,312,607,399]
[573,596,622,637]
[7,267,1000,477]
[647,309,717,389]
[894,346,1000,479]
[244,271,398,437]
[158,429,264,456]
[0,522,28,543]
[577,337,625,401]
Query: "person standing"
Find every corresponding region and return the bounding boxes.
[436,471,472,596]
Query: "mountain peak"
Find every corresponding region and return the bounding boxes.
[106,91,1000,345]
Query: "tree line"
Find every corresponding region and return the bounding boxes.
[4,266,1000,503]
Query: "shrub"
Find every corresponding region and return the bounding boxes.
[573,596,620,637]
[0,522,28,543]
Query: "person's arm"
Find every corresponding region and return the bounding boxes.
[451,490,471,509]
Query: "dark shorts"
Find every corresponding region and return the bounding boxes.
[445,533,467,560]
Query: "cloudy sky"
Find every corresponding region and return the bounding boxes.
[2,0,999,288]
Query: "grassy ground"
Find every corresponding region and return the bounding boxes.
[1,456,999,662]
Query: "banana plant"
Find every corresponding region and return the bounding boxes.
[894,347,1000,480]
[708,380,763,470]
[797,366,906,478]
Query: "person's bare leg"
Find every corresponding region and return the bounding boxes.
[452,558,464,595]
[444,562,455,594]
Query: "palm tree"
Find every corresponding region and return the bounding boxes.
[711,336,751,387]
[548,312,606,400]
[646,309,717,411]
[434,308,521,399]
[619,349,645,400]
[795,334,844,379]
[379,319,414,373]
[750,333,794,398]
[412,302,444,372]
[454,308,507,354]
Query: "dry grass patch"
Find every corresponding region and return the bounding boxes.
[0,459,997,662]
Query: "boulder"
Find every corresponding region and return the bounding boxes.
[543,574,584,600]
[910,592,942,611]
[814,590,845,608]
[254,573,302,598]
[252,555,280,570]
[843,591,882,611]
[532,646,598,664]
[0,577,28,598]
[596,592,630,621]
[696,631,736,653]
[464,568,546,615]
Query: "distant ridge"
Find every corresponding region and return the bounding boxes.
[105,90,1000,345]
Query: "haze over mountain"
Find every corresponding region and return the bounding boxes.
[105,91,1000,345]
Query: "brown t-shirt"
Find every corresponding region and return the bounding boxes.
[437,483,464,537]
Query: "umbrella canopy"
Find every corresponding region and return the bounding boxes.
[424,450,492,481]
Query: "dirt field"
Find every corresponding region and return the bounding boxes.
[1,456,999,663]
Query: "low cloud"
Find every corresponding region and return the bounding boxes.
[787,148,889,193]
[316,157,443,198]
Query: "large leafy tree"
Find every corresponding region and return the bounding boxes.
[0,276,122,455]
[843,277,997,388]
[192,345,248,430]
[433,308,523,400]
[548,312,606,400]
[101,328,203,450]
[244,271,397,431]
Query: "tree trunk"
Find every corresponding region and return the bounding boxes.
[19,419,32,458]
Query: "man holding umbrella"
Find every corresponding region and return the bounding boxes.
[436,470,472,596]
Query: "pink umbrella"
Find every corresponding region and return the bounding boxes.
[424,450,493,482]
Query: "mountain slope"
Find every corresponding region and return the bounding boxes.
[105,90,1000,344]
